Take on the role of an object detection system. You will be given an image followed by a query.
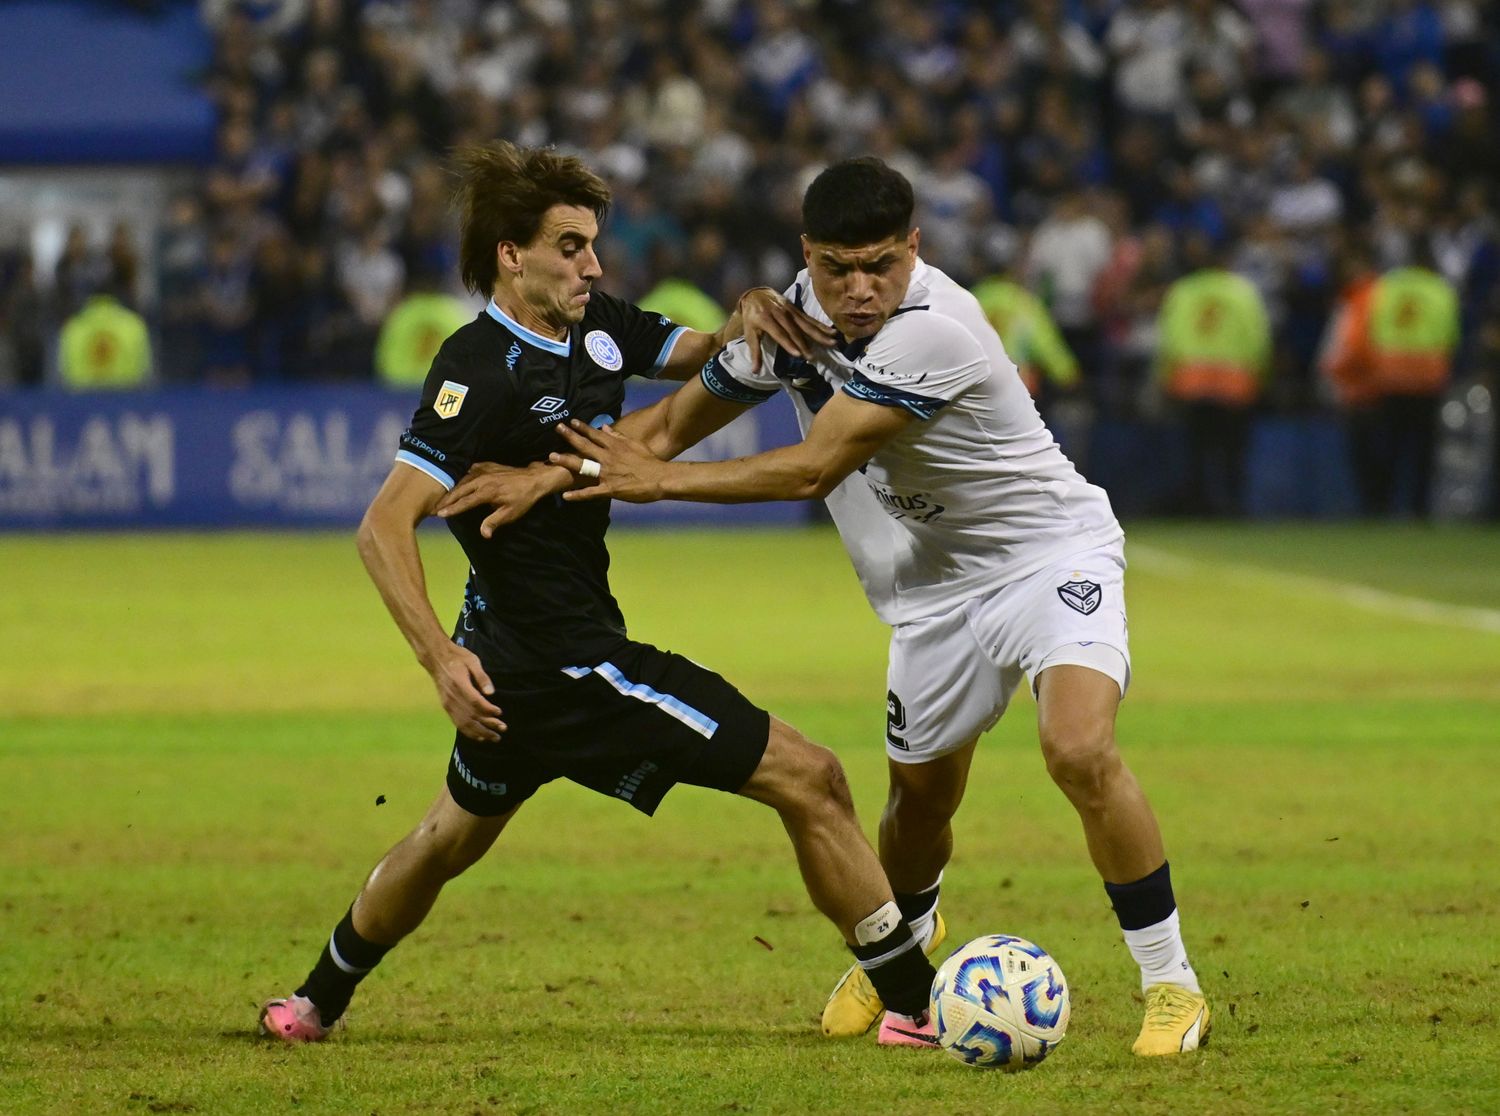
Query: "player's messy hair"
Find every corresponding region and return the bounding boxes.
[451,141,612,296]
[802,157,914,246]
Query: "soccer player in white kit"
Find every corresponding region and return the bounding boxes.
[445,158,1210,1055]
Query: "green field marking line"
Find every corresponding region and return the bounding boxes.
[1130,542,1500,635]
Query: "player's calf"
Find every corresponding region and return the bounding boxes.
[739,721,939,1028]
[258,792,513,1038]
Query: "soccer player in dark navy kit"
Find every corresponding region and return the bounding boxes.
[259,142,940,1045]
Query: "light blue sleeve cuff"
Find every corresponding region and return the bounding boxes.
[647,326,690,376]
[394,450,456,490]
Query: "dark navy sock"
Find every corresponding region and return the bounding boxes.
[850,921,937,1019]
[295,907,394,1025]
[1103,861,1177,932]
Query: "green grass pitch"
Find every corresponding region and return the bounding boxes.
[2,523,1498,1114]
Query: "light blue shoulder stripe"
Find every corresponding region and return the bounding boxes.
[394,449,455,490]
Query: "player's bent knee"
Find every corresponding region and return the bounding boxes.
[1041,728,1120,797]
[885,774,963,828]
[410,797,515,879]
[808,747,855,814]
[784,747,854,818]
[744,721,854,819]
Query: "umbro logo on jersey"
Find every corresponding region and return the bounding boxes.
[530,395,566,413]
[1057,579,1102,615]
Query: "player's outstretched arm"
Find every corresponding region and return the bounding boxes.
[434,378,749,535]
[551,391,912,505]
[434,460,595,537]
[655,288,835,379]
[616,374,755,460]
[357,465,506,741]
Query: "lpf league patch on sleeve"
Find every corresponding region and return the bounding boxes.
[434,380,469,419]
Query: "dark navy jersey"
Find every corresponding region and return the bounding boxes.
[396,292,687,673]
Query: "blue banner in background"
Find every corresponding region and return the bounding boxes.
[0,385,808,529]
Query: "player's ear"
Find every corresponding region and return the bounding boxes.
[497,240,524,277]
[907,227,920,258]
[800,234,813,267]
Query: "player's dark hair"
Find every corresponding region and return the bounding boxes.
[451,141,612,296]
[802,157,915,246]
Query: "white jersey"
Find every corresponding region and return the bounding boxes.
[701,260,1123,624]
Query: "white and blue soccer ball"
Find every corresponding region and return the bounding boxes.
[930,934,1070,1070]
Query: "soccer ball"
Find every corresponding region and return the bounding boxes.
[930,934,1070,1070]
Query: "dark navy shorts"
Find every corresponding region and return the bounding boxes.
[446,640,770,817]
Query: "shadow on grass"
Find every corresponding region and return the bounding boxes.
[14,1016,854,1052]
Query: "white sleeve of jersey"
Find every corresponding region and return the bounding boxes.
[842,312,989,419]
[698,334,782,404]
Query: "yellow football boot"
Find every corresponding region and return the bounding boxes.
[821,912,948,1037]
[1132,983,1211,1055]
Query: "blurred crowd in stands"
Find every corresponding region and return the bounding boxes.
[1,0,1498,516]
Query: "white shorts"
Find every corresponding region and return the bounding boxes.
[884,543,1131,763]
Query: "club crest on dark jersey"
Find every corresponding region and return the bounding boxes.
[1057,578,1102,615]
[585,329,623,371]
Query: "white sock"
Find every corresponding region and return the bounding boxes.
[908,911,937,952]
[902,875,942,951]
[1121,909,1200,993]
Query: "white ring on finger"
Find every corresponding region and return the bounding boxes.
[578,459,602,480]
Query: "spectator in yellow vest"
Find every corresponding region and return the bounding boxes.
[58,291,152,390]
[375,283,473,387]
[970,273,1080,399]
[1363,252,1461,518]
[638,237,729,335]
[1155,238,1272,515]
[638,276,727,335]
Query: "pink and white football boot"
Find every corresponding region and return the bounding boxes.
[876,1009,939,1048]
[258,995,332,1043]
